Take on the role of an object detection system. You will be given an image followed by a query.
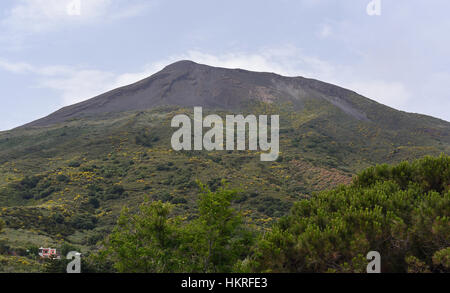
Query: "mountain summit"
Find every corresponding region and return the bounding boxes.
[1,61,449,258]
[25,60,380,127]
[16,61,450,163]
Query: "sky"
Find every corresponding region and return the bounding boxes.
[0,0,449,130]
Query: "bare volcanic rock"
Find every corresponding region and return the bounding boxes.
[24,60,372,127]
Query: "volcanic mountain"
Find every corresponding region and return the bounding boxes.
[3,59,450,173]
[23,60,401,127]
[0,60,449,252]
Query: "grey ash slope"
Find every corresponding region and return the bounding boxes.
[22,60,450,138]
[22,60,381,126]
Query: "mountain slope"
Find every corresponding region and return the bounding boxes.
[24,60,449,131]
[0,60,449,261]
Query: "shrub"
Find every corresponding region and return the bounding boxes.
[106,185,125,195]
[251,155,450,273]
[56,174,70,183]
[68,161,81,168]
[89,198,100,209]
[69,214,98,230]
[135,130,159,147]
[171,197,187,205]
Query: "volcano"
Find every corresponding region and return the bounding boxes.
[0,61,449,251]
[24,60,396,127]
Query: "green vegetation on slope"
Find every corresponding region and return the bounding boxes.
[98,181,255,273]
[251,155,450,273]
[0,101,449,272]
[73,155,448,273]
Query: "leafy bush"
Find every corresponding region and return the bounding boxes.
[135,129,159,147]
[8,175,58,200]
[56,174,70,183]
[20,176,41,189]
[69,214,98,230]
[68,161,81,168]
[0,219,4,234]
[88,198,100,209]
[171,197,187,205]
[92,155,450,273]
[102,183,254,273]
[250,196,291,217]
[250,155,450,273]
[354,154,450,193]
[104,185,126,200]
[108,185,125,195]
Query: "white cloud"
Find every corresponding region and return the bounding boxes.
[110,1,156,20]
[1,0,152,33]
[42,65,165,105]
[0,58,72,75]
[0,59,35,73]
[343,80,411,109]
[39,70,115,104]
[160,48,411,110]
[0,58,160,105]
[0,46,412,111]
[153,46,337,79]
[411,72,450,118]
[318,24,332,39]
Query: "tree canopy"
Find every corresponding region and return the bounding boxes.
[0,219,5,234]
[102,181,254,273]
[250,154,450,273]
[98,155,450,273]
